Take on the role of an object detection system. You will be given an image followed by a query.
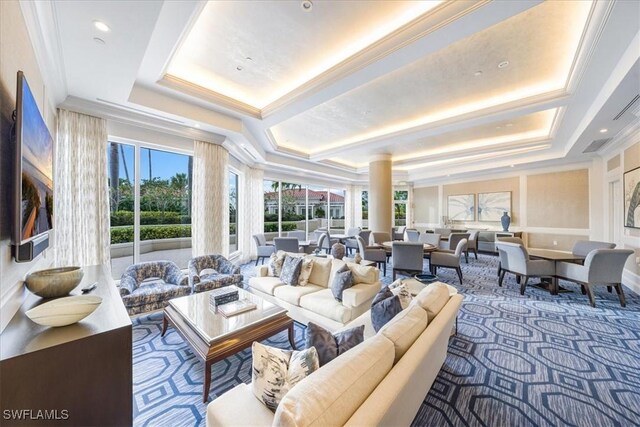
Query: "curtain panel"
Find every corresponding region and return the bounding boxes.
[344,185,356,231]
[54,109,110,267]
[238,166,264,263]
[192,141,229,257]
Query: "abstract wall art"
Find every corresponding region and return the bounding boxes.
[478,191,512,222]
[624,166,640,229]
[447,194,475,221]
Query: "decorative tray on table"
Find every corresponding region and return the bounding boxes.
[414,274,438,284]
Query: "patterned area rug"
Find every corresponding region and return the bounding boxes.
[132,254,640,426]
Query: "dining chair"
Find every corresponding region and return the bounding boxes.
[391,242,424,280]
[430,238,467,285]
[356,236,387,276]
[419,233,440,267]
[556,249,633,307]
[466,230,480,260]
[571,240,616,257]
[287,230,307,240]
[252,234,275,266]
[274,237,301,253]
[404,229,420,242]
[392,226,406,241]
[496,237,524,278]
[345,228,368,255]
[442,233,470,263]
[317,232,338,254]
[370,231,392,262]
[495,241,555,295]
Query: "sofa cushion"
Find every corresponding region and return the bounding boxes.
[370,287,403,332]
[341,283,381,308]
[331,264,353,302]
[249,276,285,295]
[298,258,314,286]
[252,342,319,411]
[305,322,365,366]
[379,304,428,364]
[206,383,274,427]
[274,284,324,306]
[308,257,332,287]
[274,334,394,427]
[347,262,379,284]
[300,289,353,324]
[411,282,450,322]
[281,255,303,286]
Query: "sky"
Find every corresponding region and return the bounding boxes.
[21,75,53,181]
[109,144,191,181]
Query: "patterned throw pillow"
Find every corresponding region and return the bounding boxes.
[298,258,314,286]
[330,264,352,301]
[280,256,303,286]
[269,251,287,277]
[305,322,364,366]
[370,286,403,332]
[389,281,413,309]
[252,342,319,411]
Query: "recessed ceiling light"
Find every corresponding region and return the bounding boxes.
[93,20,110,32]
[236,65,243,71]
[498,60,509,69]
[510,164,515,168]
[93,37,106,45]
[194,123,200,128]
[505,123,513,127]
[245,57,253,61]
[496,126,502,130]
[599,128,608,133]
[301,0,313,11]
[474,70,483,77]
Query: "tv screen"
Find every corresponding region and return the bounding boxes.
[15,71,54,244]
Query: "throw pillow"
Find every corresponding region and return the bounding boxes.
[370,287,403,332]
[199,268,218,281]
[252,342,319,411]
[330,264,352,301]
[280,255,303,286]
[298,258,314,286]
[269,251,286,277]
[389,281,412,309]
[305,322,365,366]
[346,262,378,284]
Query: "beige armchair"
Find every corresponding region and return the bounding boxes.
[495,241,555,295]
[430,238,467,285]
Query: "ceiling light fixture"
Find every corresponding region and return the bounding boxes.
[510,164,515,168]
[474,71,483,77]
[93,37,106,45]
[505,123,513,127]
[599,128,608,133]
[93,20,110,32]
[301,1,313,11]
[498,60,509,69]
[194,123,200,128]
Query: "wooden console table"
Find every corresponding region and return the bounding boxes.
[0,265,132,426]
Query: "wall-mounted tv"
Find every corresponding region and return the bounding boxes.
[13,71,53,261]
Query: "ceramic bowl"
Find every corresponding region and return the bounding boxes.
[414,273,438,284]
[25,267,84,298]
[25,295,102,327]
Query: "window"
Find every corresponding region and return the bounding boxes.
[107,142,193,279]
[329,188,345,233]
[394,190,408,227]
[229,172,238,253]
[361,190,368,229]
[264,180,279,236]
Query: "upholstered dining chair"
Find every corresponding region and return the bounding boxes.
[496,236,524,278]
[571,240,616,257]
[466,230,480,260]
[430,238,467,285]
[346,229,369,255]
[253,234,276,266]
[370,231,393,262]
[287,230,307,241]
[392,226,406,241]
[495,241,555,295]
[556,249,633,307]
[419,233,441,267]
[404,229,420,242]
[274,237,301,253]
[356,235,387,276]
[392,242,424,280]
[317,232,338,253]
[448,233,470,260]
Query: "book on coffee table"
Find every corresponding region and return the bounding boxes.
[217,299,257,317]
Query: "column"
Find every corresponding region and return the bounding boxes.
[369,154,393,233]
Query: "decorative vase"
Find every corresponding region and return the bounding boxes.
[330,242,346,260]
[354,252,362,264]
[25,267,84,298]
[501,212,511,232]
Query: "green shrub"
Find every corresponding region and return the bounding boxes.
[263,222,299,233]
[110,224,191,244]
[110,210,191,226]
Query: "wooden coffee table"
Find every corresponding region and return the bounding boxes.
[161,286,295,402]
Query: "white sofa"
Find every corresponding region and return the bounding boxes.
[206,283,463,427]
[248,254,382,331]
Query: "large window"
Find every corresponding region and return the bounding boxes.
[362,190,368,229]
[229,172,238,253]
[108,143,193,279]
[394,190,408,227]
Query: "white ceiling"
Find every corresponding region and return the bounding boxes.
[31,0,640,185]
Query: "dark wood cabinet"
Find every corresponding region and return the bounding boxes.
[0,265,132,426]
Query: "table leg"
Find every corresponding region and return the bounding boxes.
[288,323,297,350]
[203,360,212,403]
[161,315,169,337]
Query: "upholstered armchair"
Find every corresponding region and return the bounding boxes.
[392,242,424,280]
[466,230,480,260]
[495,242,555,295]
[430,239,467,285]
[118,261,190,315]
[346,229,369,255]
[556,249,633,307]
[392,226,406,241]
[356,235,387,276]
[571,240,616,257]
[317,232,338,253]
[370,231,392,262]
[404,229,420,242]
[274,237,302,253]
[496,236,524,278]
[189,254,243,294]
[253,234,275,266]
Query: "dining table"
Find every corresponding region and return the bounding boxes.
[527,248,585,295]
[381,241,438,253]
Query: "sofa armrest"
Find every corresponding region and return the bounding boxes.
[118,276,136,297]
[188,261,201,286]
[342,282,382,308]
[256,265,270,277]
[218,257,241,275]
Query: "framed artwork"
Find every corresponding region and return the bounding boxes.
[624,166,640,229]
[447,194,475,221]
[478,191,512,222]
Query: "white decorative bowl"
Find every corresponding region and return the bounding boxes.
[25,295,102,327]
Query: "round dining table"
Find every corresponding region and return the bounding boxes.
[381,241,438,253]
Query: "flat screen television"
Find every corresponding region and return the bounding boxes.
[13,71,54,257]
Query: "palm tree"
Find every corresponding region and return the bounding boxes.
[109,143,119,212]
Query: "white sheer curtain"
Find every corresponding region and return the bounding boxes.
[406,185,414,228]
[344,185,357,231]
[353,185,364,228]
[54,109,110,267]
[238,166,264,263]
[192,141,229,257]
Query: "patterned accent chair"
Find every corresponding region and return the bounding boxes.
[118,261,190,315]
[189,255,243,293]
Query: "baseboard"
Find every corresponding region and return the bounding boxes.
[622,268,640,296]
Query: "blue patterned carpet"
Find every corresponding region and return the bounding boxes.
[132,254,640,426]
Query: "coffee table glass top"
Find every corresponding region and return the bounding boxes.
[168,286,286,345]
